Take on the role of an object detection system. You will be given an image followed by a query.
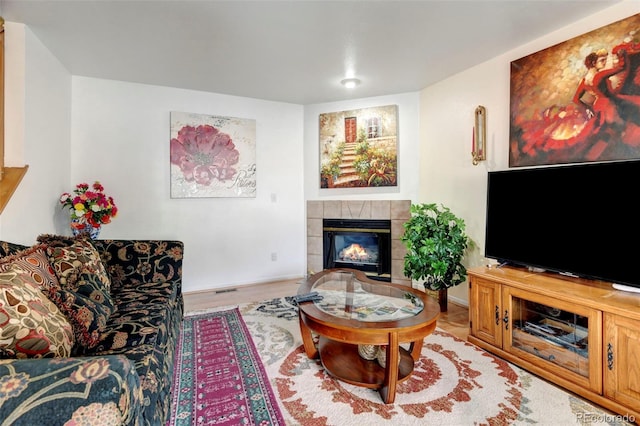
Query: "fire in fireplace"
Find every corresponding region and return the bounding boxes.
[323,218,391,281]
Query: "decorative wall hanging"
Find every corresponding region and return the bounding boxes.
[509,13,640,167]
[170,111,256,198]
[319,105,398,188]
[472,105,487,165]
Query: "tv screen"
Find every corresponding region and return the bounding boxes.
[485,160,640,289]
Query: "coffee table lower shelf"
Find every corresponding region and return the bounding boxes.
[318,337,414,389]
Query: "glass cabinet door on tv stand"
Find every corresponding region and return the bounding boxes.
[501,286,602,393]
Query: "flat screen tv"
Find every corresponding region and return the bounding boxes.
[485,160,640,293]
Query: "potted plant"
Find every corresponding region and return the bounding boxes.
[401,203,470,312]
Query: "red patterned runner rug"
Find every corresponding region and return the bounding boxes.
[167,308,285,425]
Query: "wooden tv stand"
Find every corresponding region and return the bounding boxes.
[468,266,640,421]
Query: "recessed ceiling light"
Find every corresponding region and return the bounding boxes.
[340,78,361,89]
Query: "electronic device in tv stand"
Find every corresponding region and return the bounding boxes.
[612,283,640,294]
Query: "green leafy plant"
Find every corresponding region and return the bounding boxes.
[401,203,469,290]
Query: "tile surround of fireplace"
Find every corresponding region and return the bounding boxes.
[307,200,412,286]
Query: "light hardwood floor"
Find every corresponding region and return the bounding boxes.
[183,278,470,340]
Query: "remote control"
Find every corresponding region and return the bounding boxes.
[294,292,323,303]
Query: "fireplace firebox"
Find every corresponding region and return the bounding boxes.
[323,218,391,281]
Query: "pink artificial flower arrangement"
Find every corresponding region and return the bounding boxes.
[60,181,118,229]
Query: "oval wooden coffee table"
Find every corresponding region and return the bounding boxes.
[297,268,440,404]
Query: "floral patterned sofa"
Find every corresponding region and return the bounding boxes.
[0,237,184,426]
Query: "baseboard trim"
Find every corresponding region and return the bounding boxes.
[448,294,469,308]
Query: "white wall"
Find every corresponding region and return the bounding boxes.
[304,92,421,202]
[420,1,640,304]
[0,22,71,243]
[3,0,636,299]
[3,22,25,166]
[71,77,305,292]
[1,22,306,295]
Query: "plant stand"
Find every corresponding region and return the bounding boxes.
[425,288,448,312]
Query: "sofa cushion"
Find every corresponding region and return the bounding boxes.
[92,281,177,353]
[0,355,144,425]
[0,265,74,358]
[90,240,183,293]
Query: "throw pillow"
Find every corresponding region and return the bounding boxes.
[0,240,29,257]
[39,234,115,286]
[44,238,112,293]
[47,270,116,353]
[0,265,74,358]
[40,237,116,353]
[0,244,61,292]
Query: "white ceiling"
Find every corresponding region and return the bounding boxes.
[0,0,621,105]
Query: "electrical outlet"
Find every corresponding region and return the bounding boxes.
[271,252,278,261]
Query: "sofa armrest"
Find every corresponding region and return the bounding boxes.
[0,355,143,425]
[92,240,183,294]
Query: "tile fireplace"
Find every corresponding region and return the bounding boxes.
[323,218,391,281]
[307,200,412,286]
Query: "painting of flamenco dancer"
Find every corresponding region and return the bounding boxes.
[170,111,256,197]
[510,14,640,167]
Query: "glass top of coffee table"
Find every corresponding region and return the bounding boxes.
[310,270,424,322]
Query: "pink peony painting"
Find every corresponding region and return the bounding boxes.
[170,112,256,197]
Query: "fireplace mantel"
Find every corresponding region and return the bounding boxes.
[306,200,411,286]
